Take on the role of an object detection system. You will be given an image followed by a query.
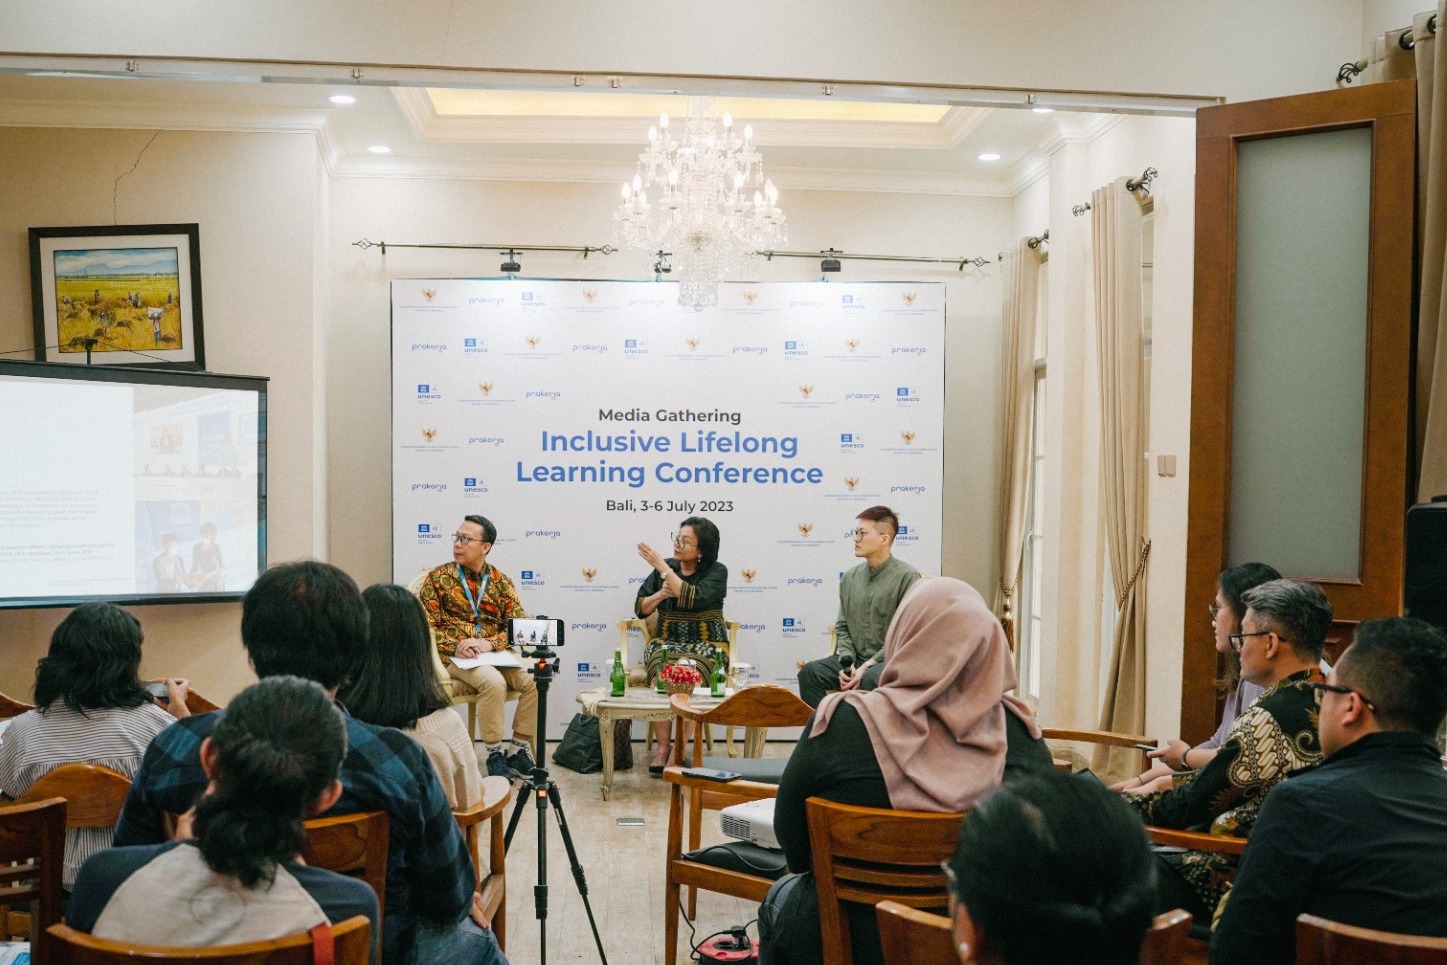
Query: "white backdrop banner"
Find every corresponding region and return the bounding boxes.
[392,279,945,737]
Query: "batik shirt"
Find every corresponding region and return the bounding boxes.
[1125,668,1323,915]
[417,560,526,660]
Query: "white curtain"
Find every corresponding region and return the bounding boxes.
[1090,178,1150,778]
[994,239,1042,651]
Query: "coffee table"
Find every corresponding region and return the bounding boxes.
[576,687,724,800]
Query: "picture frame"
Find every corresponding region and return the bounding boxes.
[29,223,205,370]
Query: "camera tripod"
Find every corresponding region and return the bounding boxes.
[503,635,609,965]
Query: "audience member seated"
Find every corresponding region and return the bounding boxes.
[948,771,1157,965]
[1123,579,1329,922]
[67,676,379,959]
[114,561,499,965]
[1211,616,1447,964]
[0,602,189,887]
[758,576,1053,965]
[340,584,484,810]
[1113,562,1280,790]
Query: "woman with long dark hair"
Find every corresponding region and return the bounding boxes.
[340,584,484,808]
[1113,562,1281,790]
[0,602,189,886]
[66,676,378,954]
[635,515,729,770]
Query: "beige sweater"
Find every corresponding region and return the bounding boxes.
[404,708,484,810]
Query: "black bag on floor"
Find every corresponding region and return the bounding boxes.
[551,714,633,773]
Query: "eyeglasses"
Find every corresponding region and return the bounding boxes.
[1311,682,1377,712]
[671,533,697,547]
[1208,603,1222,619]
[939,860,959,919]
[1228,630,1273,651]
[850,528,879,540]
[452,533,487,546]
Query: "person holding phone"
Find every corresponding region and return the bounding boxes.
[0,602,189,887]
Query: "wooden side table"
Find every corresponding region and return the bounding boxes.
[577,687,722,799]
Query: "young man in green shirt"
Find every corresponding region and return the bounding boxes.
[796,505,921,707]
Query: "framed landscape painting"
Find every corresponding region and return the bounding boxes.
[30,224,205,370]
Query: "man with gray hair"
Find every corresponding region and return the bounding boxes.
[1124,579,1329,922]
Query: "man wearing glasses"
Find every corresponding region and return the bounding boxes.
[1123,578,1328,924]
[796,505,920,707]
[1212,617,1447,964]
[416,514,537,779]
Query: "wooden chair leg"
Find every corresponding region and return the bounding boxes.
[467,700,478,742]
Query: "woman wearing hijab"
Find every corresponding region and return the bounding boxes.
[758,577,1053,965]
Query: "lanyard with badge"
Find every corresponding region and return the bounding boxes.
[457,563,491,640]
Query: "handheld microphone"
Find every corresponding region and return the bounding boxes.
[838,653,854,675]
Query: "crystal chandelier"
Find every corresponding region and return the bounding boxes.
[614,98,787,310]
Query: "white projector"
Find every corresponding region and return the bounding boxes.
[719,797,781,850]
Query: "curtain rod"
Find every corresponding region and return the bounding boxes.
[1072,167,1158,216]
[759,249,990,270]
[996,229,1049,262]
[352,239,615,256]
[1339,13,1437,84]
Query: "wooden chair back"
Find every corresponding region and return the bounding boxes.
[806,797,965,965]
[453,776,511,951]
[662,768,782,965]
[874,901,955,965]
[671,686,814,766]
[301,811,389,923]
[0,797,66,952]
[18,763,132,829]
[42,916,371,965]
[874,901,1192,965]
[1296,913,1447,964]
[0,692,34,719]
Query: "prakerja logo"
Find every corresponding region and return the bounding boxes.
[410,482,447,493]
[410,342,446,353]
[524,529,561,540]
[787,577,824,588]
[844,392,880,402]
[889,484,927,495]
[570,622,608,631]
[467,436,504,447]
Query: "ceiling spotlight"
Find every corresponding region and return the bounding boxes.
[329,94,357,105]
[820,249,843,273]
[500,250,522,275]
[977,152,1001,161]
[367,144,392,154]
[653,250,673,278]
[1032,106,1054,113]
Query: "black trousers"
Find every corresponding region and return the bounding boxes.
[796,655,886,708]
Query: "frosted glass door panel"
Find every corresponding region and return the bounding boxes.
[1228,127,1370,579]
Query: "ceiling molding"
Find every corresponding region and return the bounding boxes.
[0,97,329,135]
[394,88,994,150]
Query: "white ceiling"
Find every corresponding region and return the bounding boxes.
[0,73,1122,197]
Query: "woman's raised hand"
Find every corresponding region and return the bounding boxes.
[637,542,668,572]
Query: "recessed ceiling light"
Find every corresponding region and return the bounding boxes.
[1033,106,1054,114]
[329,94,357,105]
[977,152,1001,162]
[367,145,392,154]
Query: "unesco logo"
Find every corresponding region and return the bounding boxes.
[463,337,488,355]
[840,433,865,450]
[575,662,602,681]
[842,294,865,309]
[417,524,444,540]
[417,384,441,400]
[624,338,648,355]
[896,387,921,403]
[784,339,809,357]
[896,525,920,543]
[520,570,546,587]
[521,292,545,307]
[463,477,489,494]
[781,617,807,635]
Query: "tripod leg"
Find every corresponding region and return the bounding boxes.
[546,784,610,965]
[503,779,529,853]
[535,780,549,963]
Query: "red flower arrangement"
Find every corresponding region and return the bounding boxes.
[657,662,704,695]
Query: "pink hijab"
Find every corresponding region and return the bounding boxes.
[810,576,1037,812]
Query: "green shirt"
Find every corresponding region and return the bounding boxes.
[833,555,921,663]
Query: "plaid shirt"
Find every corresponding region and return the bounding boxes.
[113,706,475,965]
[417,561,526,659]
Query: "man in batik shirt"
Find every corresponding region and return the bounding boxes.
[1124,579,1328,923]
[418,513,537,779]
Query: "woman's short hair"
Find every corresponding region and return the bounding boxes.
[34,602,151,714]
[193,676,347,889]
[679,516,721,565]
[339,584,450,731]
[1218,562,1282,622]
[951,771,1156,965]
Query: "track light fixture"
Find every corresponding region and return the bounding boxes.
[500,249,522,275]
[820,249,843,274]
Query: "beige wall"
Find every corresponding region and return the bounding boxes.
[325,176,1012,593]
[0,127,322,704]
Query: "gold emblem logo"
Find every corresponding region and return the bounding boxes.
[421,288,437,302]
[845,338,860,352]
[844,476,859,491]
[798,385,814,399]
[686,337,701,352]
[582,289,597,303]
[581,568,597,583]
[900,431,916,445]
[743,291,758,305]
[478,382,493,396]
[798,523,814,538]
[902,292,917,306]
[525,336,540,350]
[741,569,757,584]
[421,428,437,442]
